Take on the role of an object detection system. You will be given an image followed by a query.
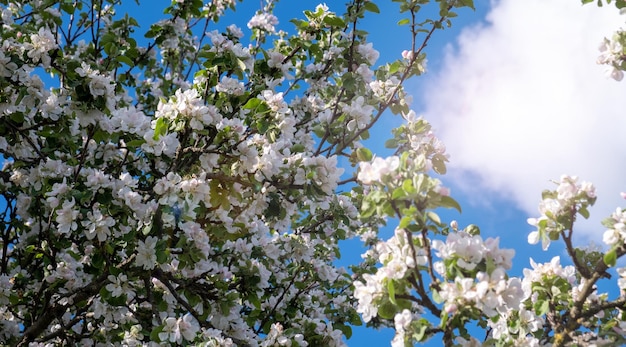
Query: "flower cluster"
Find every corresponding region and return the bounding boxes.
[433,229,521,318]
[527,175,596,250]
[248,12,279,33]
[602,206,626,245]
[357,156,400,185]
[598,33,626,81]
[354,228,426,322]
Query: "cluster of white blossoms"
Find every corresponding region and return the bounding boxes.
[494,311,544,345]
[433,230,515,273]
[527,175,596,250]
[390,309,416,347]
[158,314,200,344]
[75,62,117,109]
[352,273,384,323]
[433,230,522,318]
[261,323,308,347]
[598,33,626,81]
[159,88,223,130]
[602,206,626,245]
[357,156,400,185]
[247,12,279,33]
[438,267,523,316]
[344,96,376,131]
[357,42,380,65]
[24,27,57,67]
[354,227,427,322]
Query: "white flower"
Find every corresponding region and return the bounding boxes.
[27,27,57,67]
[227,24,244,38]
[357,156,400,184]
[353,273,383,322]
[597,35,626,81]
[136,236,158,270]
[357,42,380,65]
[0,51,17,77]
[82,206,115,242]
[56,198,79,235]
[178,313,200,341]
[344,96,375,131]
[526,227,550,251]
[216,76,245,95]
[393,309,412,331]
[247,12,278,32]
[142,131,180,157]
[88,74,113,97]
[106,274,128,297]
[159,317,181,343]
[111,107,151,134]
[382,259,408,280]
[74,62,115,101]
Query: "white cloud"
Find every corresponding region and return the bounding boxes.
[421,0,626,240]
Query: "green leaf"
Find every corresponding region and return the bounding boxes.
[360,200,376,219]
[439,311,448,329]
[402,179,415,194]
[426,211,441,225]
[458,0,475,10]
[323,15,345,27]
[398,216,412,229]
[248,293,261,309]
[153,117,167,140]
[291,144,305,153]
[392,187,407,200]
[432,289,443,304]
[243,98,262,110]
[439,196,462,213]
[385,138,399,148]
[604,249,617,267]
[465,224,480,236]
[116,55,134,67]
[363,2,380,13]
[378,300,396,319]
[485,256,495,275]
[413,325,428,342]
[356,148,373,162]
[156,247,169,263]
[432,155,447,174]
[387,280,396,305]
[397,18,410,25]
[579,207,590,219]
[334,323,352,339]
[234,58,247,73]
[534,299,550,316]
[125,139,145,148]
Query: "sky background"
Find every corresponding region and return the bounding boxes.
[61,0,626,345]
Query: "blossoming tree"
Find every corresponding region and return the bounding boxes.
[595,0,626,80]
[1,0,626,346]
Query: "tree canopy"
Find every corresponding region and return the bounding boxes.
[1,0,626,346]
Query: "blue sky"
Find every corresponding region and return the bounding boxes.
[36,0,626,345]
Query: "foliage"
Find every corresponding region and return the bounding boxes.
[0,0,625,346]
